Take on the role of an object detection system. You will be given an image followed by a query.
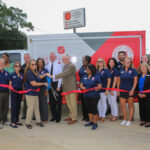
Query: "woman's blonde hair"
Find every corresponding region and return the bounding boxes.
[138,62,150,74]
[123,57,134,68]
[96,57,107,70]
[24,59,39,82]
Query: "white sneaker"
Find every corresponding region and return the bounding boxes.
[120,120,127,126]
[4,121,11,125]
[126,121,132,127]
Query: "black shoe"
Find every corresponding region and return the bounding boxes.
[145,124,150,128]
[119,116,124,120]
[50,118,55,122]
[16,122,23,126]
[85,118,89,122]
[32,117,36,120]
[56,120,61,123]
[82,118,86,121]
[10,123,18,128]
[22,117,26,120]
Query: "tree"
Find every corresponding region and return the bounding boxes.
[0,0,34,50]
[0,0,34,31]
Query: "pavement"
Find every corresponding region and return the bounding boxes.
[0,103,150,150]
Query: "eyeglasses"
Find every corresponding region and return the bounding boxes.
[31,64,37,66]
[14,65,21,68]
[97,60,103,63]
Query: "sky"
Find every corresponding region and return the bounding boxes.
[3,0,150,53]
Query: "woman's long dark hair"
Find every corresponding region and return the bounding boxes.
[107,57,118,70]
[87,64,96,75]
[36,58,45,72]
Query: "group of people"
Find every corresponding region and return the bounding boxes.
[0,51,150,130]
[79,52,150,129]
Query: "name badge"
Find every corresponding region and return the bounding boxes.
[92,77,95,81]
[128,70,132,74]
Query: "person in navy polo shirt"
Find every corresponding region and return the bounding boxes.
[79,55,91,121]
[107,58,119,121]
[0,59,10,129]
[9,62,23,128]
[37,58,49,124]
[97,57,111,122]
[24,59,49,129]
[117,51,126,120]
[117,57,138,127]
[80,64,102,130]
[117,51,126,70]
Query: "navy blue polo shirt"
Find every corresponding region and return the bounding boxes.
[25,70,40,96]
[109,68,119,88]
[79,66,87,80]
[39,68,48,83]
[119,68,138,91]
[117,62,123,70]
[81,73,102,98]
[0,70,10,92]
[10,72,23,90]
[97,68,111,92]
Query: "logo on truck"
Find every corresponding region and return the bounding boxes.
[57,46,65,54]
[112,45,134,61]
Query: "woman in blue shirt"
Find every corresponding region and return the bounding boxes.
[80,64,102,130]
[24,59,49,129]
[96,57,111,122]
[107,58,119,121]
[37,58,49,124]
[9,62,23,128]
[137,63,150,127]
[117,57,138,127]
[79,55,91,121]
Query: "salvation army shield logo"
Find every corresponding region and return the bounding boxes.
[112,45,134,61]
[57,46,65,54]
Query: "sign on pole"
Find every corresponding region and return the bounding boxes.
[63,8,86,30]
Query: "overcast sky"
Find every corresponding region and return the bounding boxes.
[3,0,150,53]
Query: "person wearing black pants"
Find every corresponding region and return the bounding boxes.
[11,91,23,127]
[20,53,30,119]
[9,62,23,128]
[46,52,63,123]
[137,63,150,128]
[37,58,49,124]
[0,59,10,129]
[79,55,91,121]
[49,82,62,122]
[80,64,102,130]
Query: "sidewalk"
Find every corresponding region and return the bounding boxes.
[0,104,150,150]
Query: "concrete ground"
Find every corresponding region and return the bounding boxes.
[0,103,150,150]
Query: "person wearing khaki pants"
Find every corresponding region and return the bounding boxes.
[65,93,77,121]
[25,95,41,125]
[51,54,78,124]
[24,59,49,129]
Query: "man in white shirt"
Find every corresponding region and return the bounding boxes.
[46,52,63,123]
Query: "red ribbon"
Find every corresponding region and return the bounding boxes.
[0,84,40,94]
[61,87,150,96]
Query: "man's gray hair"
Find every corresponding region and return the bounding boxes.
[24,53,30,56]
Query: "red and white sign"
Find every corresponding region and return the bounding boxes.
[63,8,86,29]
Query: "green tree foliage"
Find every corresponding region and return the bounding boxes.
[0,0,34,50]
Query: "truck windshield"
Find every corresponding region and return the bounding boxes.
[0,53,21,63]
